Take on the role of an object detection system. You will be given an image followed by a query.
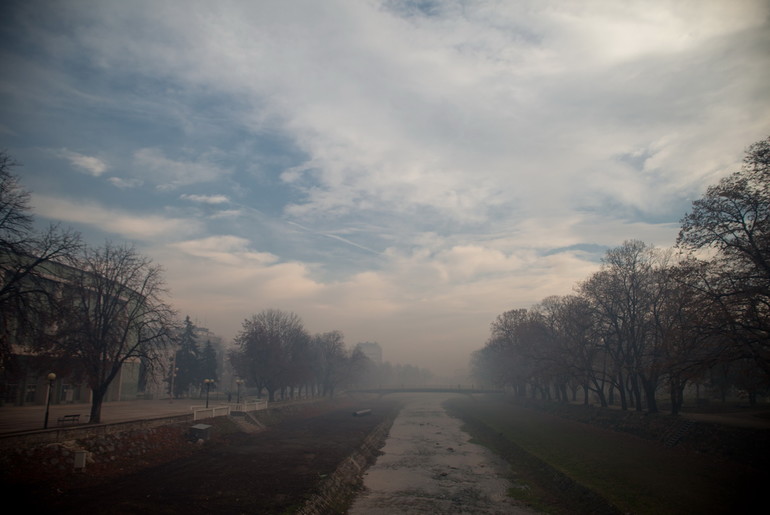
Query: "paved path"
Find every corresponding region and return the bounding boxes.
[681,409,770,429]
[0,398,219,434]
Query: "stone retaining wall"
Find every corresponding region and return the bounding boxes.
[0,399,323,483]
[0,413,194,451]
[297,408,399,515]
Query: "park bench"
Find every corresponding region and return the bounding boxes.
[57,414,80,425]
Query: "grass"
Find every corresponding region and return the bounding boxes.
[445,395,767,514]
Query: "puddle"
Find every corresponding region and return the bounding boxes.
[348,393,537,514]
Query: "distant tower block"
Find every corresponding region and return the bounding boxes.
[355,341,382,364]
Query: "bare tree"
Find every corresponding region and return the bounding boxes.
[472,309,535,396]
[658,260,724,413]
[0,151,81,367]
[57,242,176,423]
[534,295,608,406]
[0,151,32,248]
[230,309,310,402]
[678,136,770,383]
[679,137,770,277]
[312,330,350,397]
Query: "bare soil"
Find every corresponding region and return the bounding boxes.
[3,397,401,515]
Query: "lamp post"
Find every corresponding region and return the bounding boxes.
[204,379,214,408]
[168,355,177,403]
[43,372,56,429]
[236,379,244,405]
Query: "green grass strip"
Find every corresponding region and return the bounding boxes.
[445,395,766,515]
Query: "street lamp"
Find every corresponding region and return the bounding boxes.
[204,379,214,408]
[43,372,56,429]
[236,379,244,405]
[168,355,177,403]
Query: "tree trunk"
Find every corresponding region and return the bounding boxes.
[641,377,659,413]
[615,372,628,410]
[89,387,106,424]
[590,378,609,407]
[669,380,684,415]
[630,375,643,411]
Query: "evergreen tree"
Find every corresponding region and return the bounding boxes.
[174,315,200,398]
[201,340,218,382]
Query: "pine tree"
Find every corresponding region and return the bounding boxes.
[201,340,218,382]
[174,316,200,398]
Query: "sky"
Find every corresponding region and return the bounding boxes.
[1,0,769,378]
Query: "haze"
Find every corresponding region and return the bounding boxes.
[2,0,769,377]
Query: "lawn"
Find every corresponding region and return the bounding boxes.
[445,395,767,514]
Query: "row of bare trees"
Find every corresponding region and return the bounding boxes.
[229,309,369,401]
[228,310,434,400]
[472,137,770,414]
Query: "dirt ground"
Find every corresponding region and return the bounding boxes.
[6,397,401,515]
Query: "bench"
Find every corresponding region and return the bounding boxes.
[57,414,80,425]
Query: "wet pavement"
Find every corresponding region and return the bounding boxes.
[349,393,537,515]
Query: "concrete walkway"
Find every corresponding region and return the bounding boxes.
[681,409,770,429]
[0,398,222,434]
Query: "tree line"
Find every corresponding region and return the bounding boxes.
[227,309,433,402]
[229,309,365,402]
[471,136,770,414]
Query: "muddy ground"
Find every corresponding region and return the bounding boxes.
[4,397,401,515]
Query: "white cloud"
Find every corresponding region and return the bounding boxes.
[57,149,107,176]
[37,1,768,227]
[180,193,230,204]
[170,235,278,266]
[31,194,200,240]
[133,148,230,189]
[109,177,143,189]
[209,209,243,219]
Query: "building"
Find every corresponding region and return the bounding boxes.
[1,252,146,406]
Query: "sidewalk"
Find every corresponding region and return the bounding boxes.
[680,408,770,429]
[0,398,221,434]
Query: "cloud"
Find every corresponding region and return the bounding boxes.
[109,177,143,189]
[30,1,767,228]
[133,148,231,189]
[31,194,200,240]
[170,235,278,266]
[6,1,770,375]
[180,193,230,204]
[57,149,107,176]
